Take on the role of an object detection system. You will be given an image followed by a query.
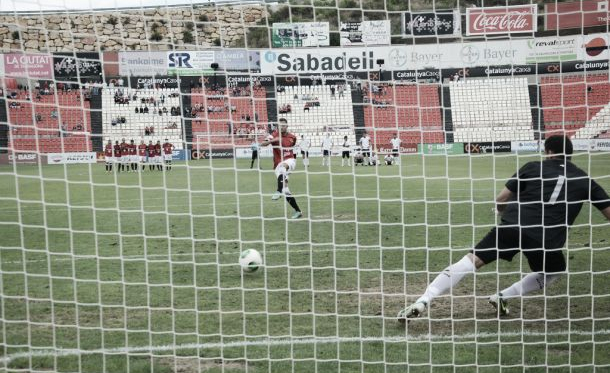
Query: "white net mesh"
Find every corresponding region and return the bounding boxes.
[0,1,609,372]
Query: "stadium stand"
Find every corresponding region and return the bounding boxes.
[102,88,183,148]
[276,84,355,148]
[450,78,534,142]
[190,85,268,149]
[573,103,610,139]
[541,73,610,137]
[363,83,444,148]
[8,88,92,153]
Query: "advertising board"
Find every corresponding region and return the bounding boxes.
[46,152,97,164]
[340,21,391,46]
[272,22,330,48]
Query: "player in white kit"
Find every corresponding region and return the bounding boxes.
[390,134,401,165]
[359,132,371,166]
[321,133,334,166]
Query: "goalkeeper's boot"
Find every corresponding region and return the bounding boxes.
[271,191,282,200]
[291,210,302,219]
[489,293,509,316]
[397,301,427,323]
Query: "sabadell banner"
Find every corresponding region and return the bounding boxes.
[260,32,608,73]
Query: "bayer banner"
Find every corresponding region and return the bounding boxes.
[340,21,391,46]
[272,22,330,48]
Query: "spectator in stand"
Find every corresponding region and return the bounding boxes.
[143,106,149,114]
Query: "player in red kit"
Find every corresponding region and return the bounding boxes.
[104,140,113,172]
[120,138,129,172]
[147,141,155,171]
[154,141,163,171]
[138,140,148,171]
[162,139,174,171]
[114,140,122,172]
[260,118,302,219]
[129,139,138,171]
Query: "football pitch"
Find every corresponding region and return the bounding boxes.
[0,153,609,372]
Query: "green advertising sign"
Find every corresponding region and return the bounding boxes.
[418,143,464,154]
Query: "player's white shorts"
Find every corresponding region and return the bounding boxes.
[155,156,162,164]
[121,155,128,163]
[130,155,139,162]
[163,154,172,161]
[275,157,296,178]
[105,156,114,164]
[140,156,147,163]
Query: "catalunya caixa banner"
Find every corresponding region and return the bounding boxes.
[466,5,538,36]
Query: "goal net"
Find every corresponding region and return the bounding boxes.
[1,0,609,372]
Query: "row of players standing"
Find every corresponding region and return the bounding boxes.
[103,139,175,172]
[252,132,402,168]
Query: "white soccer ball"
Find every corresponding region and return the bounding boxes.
[239,249,263,273]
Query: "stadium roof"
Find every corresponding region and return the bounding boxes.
[0,0,266,13]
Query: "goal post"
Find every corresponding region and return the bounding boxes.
[0,1,609,372]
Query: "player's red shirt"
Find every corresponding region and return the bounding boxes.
[163,142,173,155]
[138,144,147,156]
[147,144,155,156]
[154,144,162,156]
[129,144,137,155]
[120,142,129,155]
[104,144,112,157]
[113,144,122,157]
[271,130,297,168]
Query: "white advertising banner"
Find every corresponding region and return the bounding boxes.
[511,140,542,152]
[260,32,605,74]
[47,152,97,164]
[119,51,168,76]
[572,139,610,151]
[167,51,215,75]
[340,21,391,46]
[272,22,330,48]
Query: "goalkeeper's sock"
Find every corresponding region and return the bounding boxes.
[286,196,300,212]
[499,273,561,298]
[416,256,476,305]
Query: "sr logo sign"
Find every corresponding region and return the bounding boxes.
[168,53,192,68]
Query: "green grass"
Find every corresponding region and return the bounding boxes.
[0,153,609,373]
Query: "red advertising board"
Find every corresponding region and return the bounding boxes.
[545,0,609,30]
[3,54,53,79]
[466,5,538,35]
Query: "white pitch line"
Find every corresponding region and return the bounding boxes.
[0,245,427,265]
[1,329,608,365]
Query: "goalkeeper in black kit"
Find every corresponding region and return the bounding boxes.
[398,136,610,321]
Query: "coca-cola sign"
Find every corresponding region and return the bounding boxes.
[466,5,538,36]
